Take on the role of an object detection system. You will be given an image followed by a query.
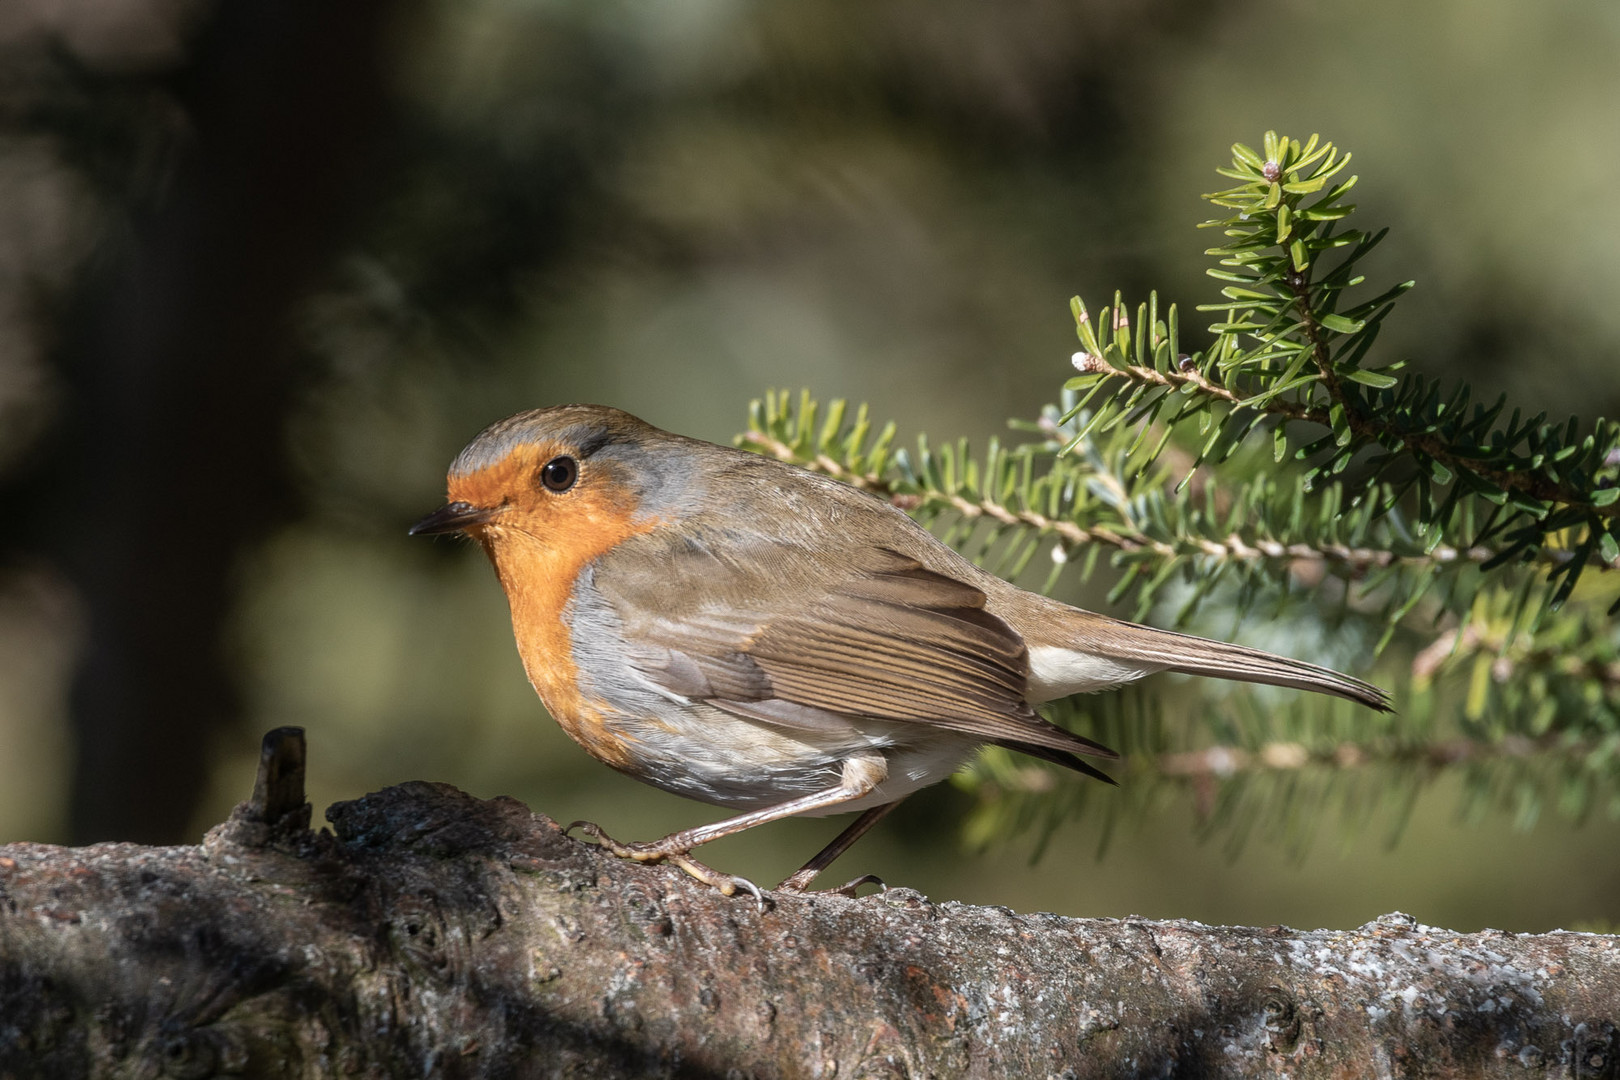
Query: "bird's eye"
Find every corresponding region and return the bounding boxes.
[539,455,578,493]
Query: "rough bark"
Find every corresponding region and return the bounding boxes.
[1,732,1617,1079]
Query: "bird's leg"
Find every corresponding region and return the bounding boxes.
[775,799,905,895]
[567,755,887,902]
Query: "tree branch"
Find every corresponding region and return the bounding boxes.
[2,731,1617,1078]
[741,425,1517,575]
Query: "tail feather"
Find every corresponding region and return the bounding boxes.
[1037,612,1392,712]
[999,739,1120,785]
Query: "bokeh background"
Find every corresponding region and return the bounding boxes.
[3,0,1619,932]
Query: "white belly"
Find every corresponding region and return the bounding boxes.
[594,698,980,814]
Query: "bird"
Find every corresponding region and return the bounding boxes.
[411,404,1389,902]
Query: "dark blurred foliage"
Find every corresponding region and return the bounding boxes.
[3,0,401,843]
[1,0,1618,928]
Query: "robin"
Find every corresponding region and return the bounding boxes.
[411,404,1389,901]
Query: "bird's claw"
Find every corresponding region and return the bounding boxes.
[669,853,769,911]
[564,820,770,910]
[829,873,887,898]
[776,870,887,898]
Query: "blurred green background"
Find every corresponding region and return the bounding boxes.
[2,0,1618,932]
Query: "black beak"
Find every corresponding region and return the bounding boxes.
[409,501,503,536]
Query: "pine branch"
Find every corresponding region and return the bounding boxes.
[1282,265,1609,516]
[971,732,1577,789]
[1070,352,1620,563]
[735,130,1620,860]
[1065,132,1620,607]
[745,392,1504,575]
[1157,732,1574,778]
[1062,356,1620,576]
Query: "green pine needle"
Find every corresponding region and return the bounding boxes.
[735,130,1620,861]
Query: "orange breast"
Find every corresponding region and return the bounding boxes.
[450,446,655,768]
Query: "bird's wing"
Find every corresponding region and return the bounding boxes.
[590,531,1115,766]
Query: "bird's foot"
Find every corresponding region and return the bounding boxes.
[565,820,769,910]
[564,820,667,862]
[775,870,887,898]
[666,853,769,910]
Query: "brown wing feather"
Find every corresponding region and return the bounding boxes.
[596,537,1116,762]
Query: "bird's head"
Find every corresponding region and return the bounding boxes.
[409,404,692,554]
